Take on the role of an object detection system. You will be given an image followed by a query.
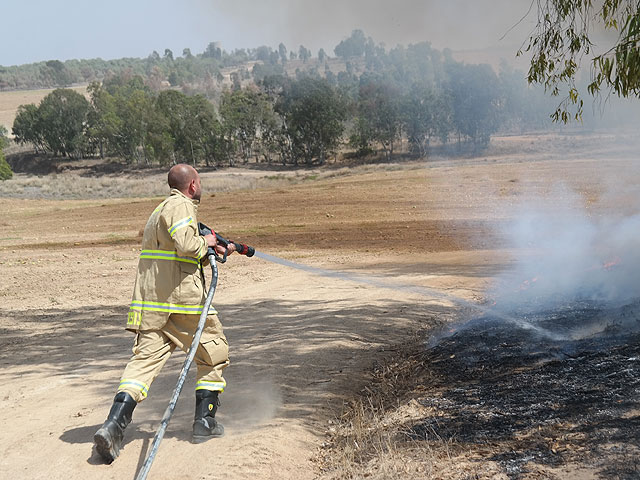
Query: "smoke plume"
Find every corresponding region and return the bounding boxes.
[490,183,640,313]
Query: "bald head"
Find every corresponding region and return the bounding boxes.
[168,164,201,200]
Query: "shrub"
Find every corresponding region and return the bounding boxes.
[0,153,12,180]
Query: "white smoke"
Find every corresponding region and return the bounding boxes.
[491,183,640,311]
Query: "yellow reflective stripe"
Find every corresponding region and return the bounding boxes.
[119,379,149,398]
[153,198,169,214]
[127,310,141,327]
[195,380,226,392]
[129,301,218,315]
[140,250,199,265]
[168,216,193,237]
[131,302,202,314]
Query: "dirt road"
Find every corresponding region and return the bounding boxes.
[1,133,639,479]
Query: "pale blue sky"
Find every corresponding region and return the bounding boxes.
[1,0,536,67]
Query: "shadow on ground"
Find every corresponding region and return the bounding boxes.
[1,294,456,452]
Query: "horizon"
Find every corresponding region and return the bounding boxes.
[1,1,535,68]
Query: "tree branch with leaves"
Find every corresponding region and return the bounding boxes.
[523,0,640,122]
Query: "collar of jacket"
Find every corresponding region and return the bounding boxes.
[169,188,200,207]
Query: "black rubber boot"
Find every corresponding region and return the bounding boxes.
[93,392,137,463]
[192,390,224,443]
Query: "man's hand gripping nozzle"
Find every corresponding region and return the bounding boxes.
[198,222,255,264]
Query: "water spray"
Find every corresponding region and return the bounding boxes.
[135,236,561,479]
[253,251,564,341]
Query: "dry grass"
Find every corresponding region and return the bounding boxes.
[0,161,426,200]
[318,341,510,480]
[0,171,285,199]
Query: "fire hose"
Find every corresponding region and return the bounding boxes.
[134,223,254,480]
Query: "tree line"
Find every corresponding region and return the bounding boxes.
[10,31,561,167]
[0,41,320,92]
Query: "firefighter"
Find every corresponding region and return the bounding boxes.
[94,164,235,463]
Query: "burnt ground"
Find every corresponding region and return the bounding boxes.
[325,298,640,479]
[414,299,640,479]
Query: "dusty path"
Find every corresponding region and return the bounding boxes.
[0,247,472,480]
[1,133,639,479]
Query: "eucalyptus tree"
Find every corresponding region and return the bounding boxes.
[276,77,347,165]
[525,0,640,121]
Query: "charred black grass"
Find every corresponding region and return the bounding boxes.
[324,300,640,479]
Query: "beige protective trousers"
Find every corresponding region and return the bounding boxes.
[117,313,229,403]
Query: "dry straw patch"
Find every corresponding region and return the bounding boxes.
[317,337,505,480]
[0,171,294,199]
[0,161,426,200]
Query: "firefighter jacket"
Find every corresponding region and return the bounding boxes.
[126,188,212,332]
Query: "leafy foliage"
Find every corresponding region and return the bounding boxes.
[354,81,401,161]
[13,89,89,157]
[8,30,563,166]
[402,84,452,156]
[276,77,347,165]
[0,126,12,181]
[335,30,368,58]
[0,153,11,181]
[13,104,46,152]
[220,88,277,165]
[445,63,501,147]
[525,0,640,121]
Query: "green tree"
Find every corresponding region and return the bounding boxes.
[255,46,273,62]
[334,29,367,58]
[185,95,227,167]
[12,104,46,152]
[37,88,90,157]
[220,88,275,164]
[354,81,401,161]
[168,71,181,86]
[41,60,75,86]
[154,90,222,165]
[120,88,158,164]
[13,89,90,157]
[445,63,500,148]
[0,126,12,181]
[276,77,346,165]
[348,116,374,156]
[525,0,640,121]
[278,43,288,64]
[318,48,327,63]
[299,46,312,63]
[101,77,157,163]
[402,84,452,157]
[497,62,553,131]
[87,81,122,158]
[203,42,222,60]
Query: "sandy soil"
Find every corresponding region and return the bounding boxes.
[1,132,639,479]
